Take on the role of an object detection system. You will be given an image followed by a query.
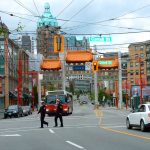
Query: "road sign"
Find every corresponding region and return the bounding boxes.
[89,36,112,42]
[98,60,112,65]
[85,62,91,70]
[73,65,85,71]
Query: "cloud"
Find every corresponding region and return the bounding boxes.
[0,0,150,52]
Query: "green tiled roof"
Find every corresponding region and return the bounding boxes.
[37,2,58,27]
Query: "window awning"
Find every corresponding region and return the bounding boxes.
[40,58,61,70]
[66,50,93,63]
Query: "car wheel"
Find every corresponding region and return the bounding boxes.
[140,120,146,132]
[126,118,132,129]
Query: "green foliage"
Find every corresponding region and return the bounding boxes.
[47,82,56,91]
[69,81,74,94]
[0,27,8,34]
[90,91,95,101]
[98,88,111,103]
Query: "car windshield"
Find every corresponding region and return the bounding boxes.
[8,105,17,110]
[46,95,66,104]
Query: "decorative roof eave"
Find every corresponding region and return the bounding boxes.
[66,50,93,63]
[40,58,61,70]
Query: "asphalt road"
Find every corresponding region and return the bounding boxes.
[0,103,150,150]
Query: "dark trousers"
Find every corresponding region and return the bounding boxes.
[54,114,63,126]
[40,116,48,128]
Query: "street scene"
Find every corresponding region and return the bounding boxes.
[0,103,150,150]
[0,0,150,149]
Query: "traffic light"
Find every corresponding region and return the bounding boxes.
[92,61,98,72]
[54,35,64,53]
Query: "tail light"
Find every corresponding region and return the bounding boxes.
[148,113,150,117]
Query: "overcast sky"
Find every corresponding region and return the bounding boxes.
[0,0,150,52]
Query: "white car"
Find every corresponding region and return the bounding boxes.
[126,104,150,131]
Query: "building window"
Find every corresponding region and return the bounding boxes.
[130,70,134,75]
[130,62,133,67]
[147,46,150,51]
[141,69,144,74]
[140,45,144,50]
[136,70,139,75]
[122,63,127,69]
[135,46,138,51]
[140,53,144,58]
[135,54,138,59]
[130,78,134,84]
[135,62,139,67]
[140,61,144,67]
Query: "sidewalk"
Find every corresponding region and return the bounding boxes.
[100,106,132,114]
[0,109,4,119]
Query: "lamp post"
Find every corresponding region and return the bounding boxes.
[138,57,143,104]
[125,75,128,110]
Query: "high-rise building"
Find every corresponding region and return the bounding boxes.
[37,2,60,58]
[128,41,149,86]
[21,35,31,52]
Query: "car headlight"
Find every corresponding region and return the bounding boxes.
[46,109,49,112]
[63,108,68,111]
[13,111,17,113]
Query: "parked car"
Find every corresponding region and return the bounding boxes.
[22,106,32,116]
[126,104,150,132]
[4,105,23,118]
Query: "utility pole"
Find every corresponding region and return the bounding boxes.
[94,45,99,108]
[125,76,128,110]
[139,57,143,104]
[38,73,43,109]
[17,50,21,106]
[62,53,66,91]
[118,51,123,109]
[4,37,9,108]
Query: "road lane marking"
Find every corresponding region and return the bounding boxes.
[0,134,21,136]
[0,124,99,134]
[49,129,55,134]
[0,126,39,131]
[102,125,126,128]
[100,126,150,141]
[66,141,86,149]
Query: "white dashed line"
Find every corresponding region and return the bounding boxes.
[66,141,86,149]
[0,134,21,136]
[49,129,55,134]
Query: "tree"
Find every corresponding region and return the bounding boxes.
[47,82,56,91]
[69,81,74,94]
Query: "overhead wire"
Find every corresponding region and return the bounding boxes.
[32,0,40,16]
[56,0,74,17]
[13,0,37,16]
[61,3,150,32]
[61,0,95,27]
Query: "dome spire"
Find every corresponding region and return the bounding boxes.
[37,2,58,27]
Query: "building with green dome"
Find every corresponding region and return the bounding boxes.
[37,2,60,57]
[37,2,58,27]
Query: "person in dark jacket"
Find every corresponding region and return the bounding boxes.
[38,101,48,128]
[54,99,63,127]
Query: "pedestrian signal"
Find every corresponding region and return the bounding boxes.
[92,61,98,72]
[54,35,64,53]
